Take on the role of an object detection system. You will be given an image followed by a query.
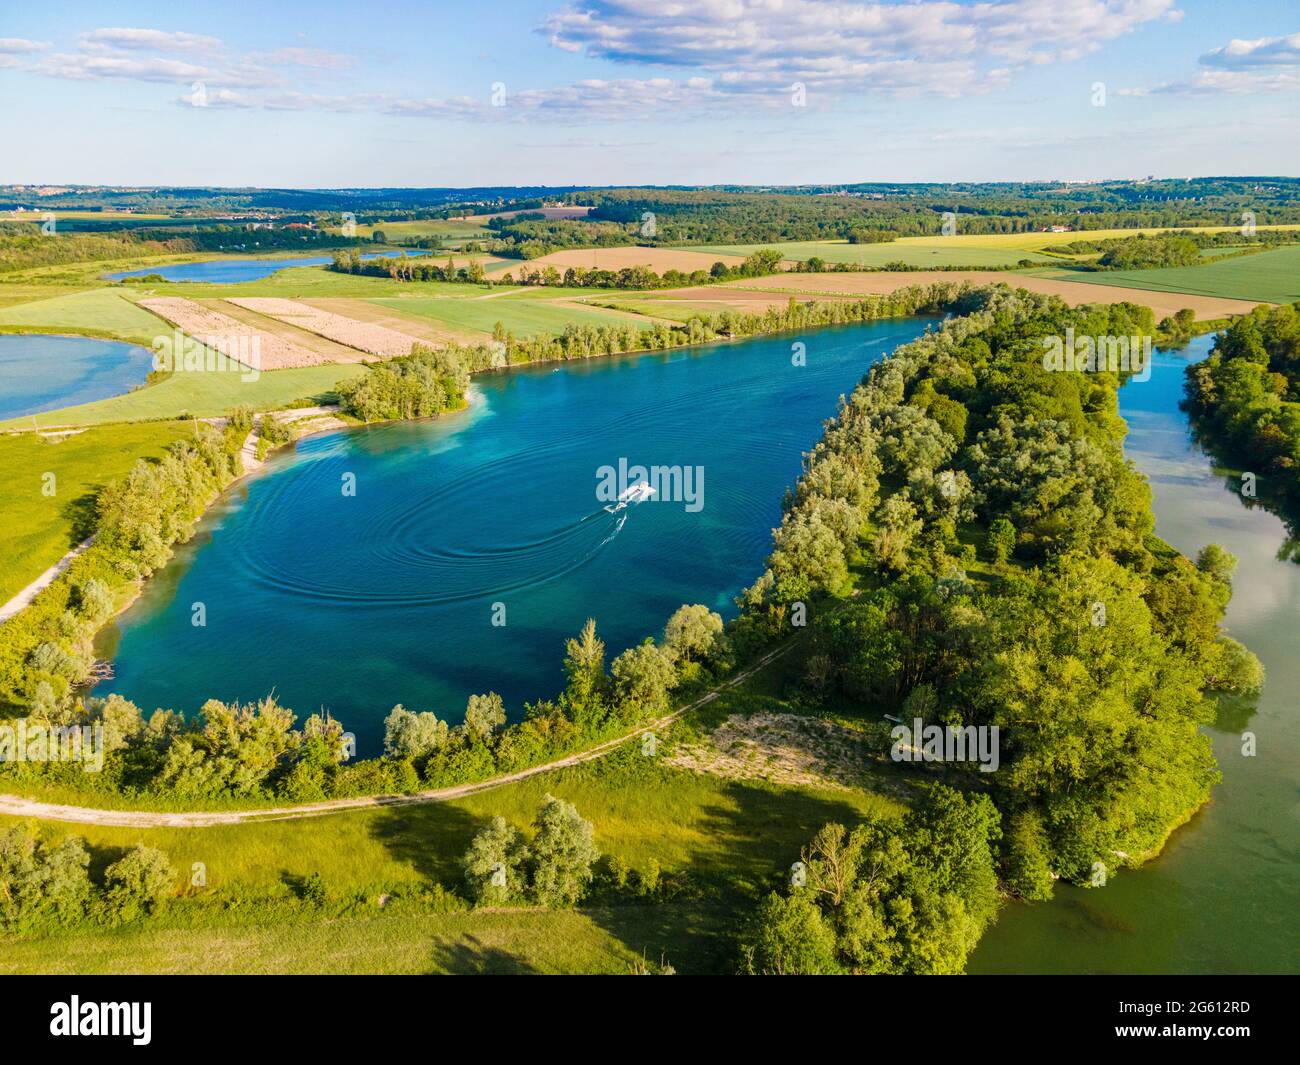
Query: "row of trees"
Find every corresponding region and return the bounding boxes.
[1184,302,1300,516]
[1,601,729,804]
[0,823,173,933]
[0,419,250,715]
[329,247,785,290]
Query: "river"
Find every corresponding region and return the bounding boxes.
[969,334,1300,974]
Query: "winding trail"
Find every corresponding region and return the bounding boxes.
[0,644,791,828]
[0,536,95,624]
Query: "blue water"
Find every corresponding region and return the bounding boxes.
[95,317,933,751]
[105,249,431,284]
[0,334,155,421]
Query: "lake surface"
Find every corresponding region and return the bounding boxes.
[969,334,1300,974]
[0,334,154,421]
[95,317,933,752]
[93,322,1299,973]
[105,249,431,284]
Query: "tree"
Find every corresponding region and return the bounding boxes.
[742,892,840,975]
[528,795,599,907]
[987,516,1016,564]
[561,619,609,724]
[1195,543,1237,588]
[462,816,527,905]
[662,604,726,664]
[611,641,678,718]
[0,825,91,931]
[464,691,506,741]
[383,704,448,760]
[872,495,922,572]
[102,845,175,922]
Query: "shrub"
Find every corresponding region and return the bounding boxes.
[101,844,175,922]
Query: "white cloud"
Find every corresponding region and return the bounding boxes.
[79,28,221,53]
[539,0,1183,96]
[1123,29,1300,95]
[1200,32,1300,69]
[0,38,51,54]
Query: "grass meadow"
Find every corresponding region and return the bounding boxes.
[1042,244,1300,304]
[0,420,196,601]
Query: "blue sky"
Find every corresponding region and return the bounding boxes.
[2,0,1297,186]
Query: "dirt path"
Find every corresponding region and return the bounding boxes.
[0,536,95,624]
[0,644,790,828]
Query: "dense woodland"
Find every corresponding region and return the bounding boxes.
[1184,302,1300,520]
[730,288,1260,972]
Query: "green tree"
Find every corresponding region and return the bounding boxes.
[102,845,175,922]
[464,691,507,741]
[987,516,1016,564]
[462,816,527,905]
[742,892,841,975]
[528,795,599,907]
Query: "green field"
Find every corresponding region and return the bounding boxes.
[109,265,503,301]
[0,289,170,345]
[692,238,1057,268]
[346,219,492,244]
[0,682,902,973]
[1042,245,1300,304]
[0,363,366,430]
[692,227,1300,271]
[0,907,698,975]
[0,421,194,601]
[371,294,653,336]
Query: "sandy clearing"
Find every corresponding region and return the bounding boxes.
[227,298,424,359]
[497,246,746,275]
[666,711,878,791]
[0,645,791,827]
[139,297,325,370]
[719,271,1267,319]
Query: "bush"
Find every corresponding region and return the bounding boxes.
[101,844,175,922]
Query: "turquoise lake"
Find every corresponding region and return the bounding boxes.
[91,322,1299,973]
[0,334,154,421]
[105,249,431,284]
[95,316,934,751]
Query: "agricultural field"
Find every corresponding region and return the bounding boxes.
[494,245,745,275]
[691,226,1300,270]
[1039,244,1300,305]
[337,219,492,244]
[0,288,170,345]
[692,237,1057,267]
[369,293,655,336]
[718,270,1269,320]
[0,420,195,602]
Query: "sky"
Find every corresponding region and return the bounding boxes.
[1,0,1298,187]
